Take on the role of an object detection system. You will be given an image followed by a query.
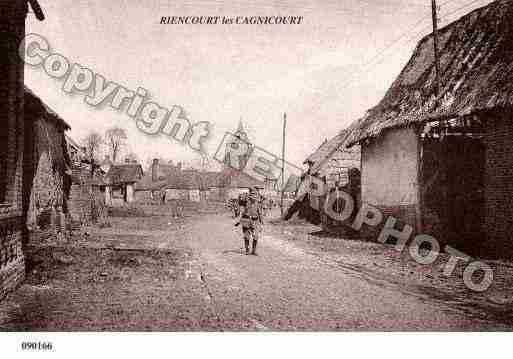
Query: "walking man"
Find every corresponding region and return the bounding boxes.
[235,187,263,255]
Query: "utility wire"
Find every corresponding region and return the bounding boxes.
[334,0,491,95]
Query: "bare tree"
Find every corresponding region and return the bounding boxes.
[104,127,127,163]
[82,131,103,165]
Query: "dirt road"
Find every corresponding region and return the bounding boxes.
[0,208,509,331]
[181,213,508,330]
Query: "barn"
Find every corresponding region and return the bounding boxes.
[347,0,513,257]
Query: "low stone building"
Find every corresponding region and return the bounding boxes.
[164,169,202,202]
[135,158,181,202]
[136,159,225,203]
[346,0,513,258]
[135,174,167,203]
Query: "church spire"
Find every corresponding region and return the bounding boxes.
[234,117,247,141]
[236,117,244,134]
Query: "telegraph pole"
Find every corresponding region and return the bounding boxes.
[432,0,449,237]
[431,0,441,103]
[280,113,287,216]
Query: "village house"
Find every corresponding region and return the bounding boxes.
[0,0,45,299]
[285,128,361,230]
[104,161,144,205]
[136,158,227,203]
[197,171,224,202]
[165,169,224,203]
[304,129,361,189]
[24,88,71,241]
[346,0,513,258]
[219,167,265,200]
[135,175,167,203]
[135,159,182,202]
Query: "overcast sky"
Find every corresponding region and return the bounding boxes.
[25,0,494,169]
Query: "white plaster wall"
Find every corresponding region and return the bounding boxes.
[361,127,419,207]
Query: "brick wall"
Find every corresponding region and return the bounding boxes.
[483,111,513,258]
[0,0,29,300]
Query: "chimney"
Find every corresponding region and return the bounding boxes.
[152,158,159,182]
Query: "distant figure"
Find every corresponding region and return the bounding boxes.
[161,190,166,205]
[261,195,270,217]
[233,196,242,217]
[171,200,180,218]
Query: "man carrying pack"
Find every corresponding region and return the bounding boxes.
[235,187,263,255]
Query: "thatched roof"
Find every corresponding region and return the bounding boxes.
[305,128,360,174]
[348,0,513,145]
[25,87,71,130]
[105,164,143,185]
[25,87,71,173]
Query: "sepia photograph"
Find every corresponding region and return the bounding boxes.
[0,0,512,356]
